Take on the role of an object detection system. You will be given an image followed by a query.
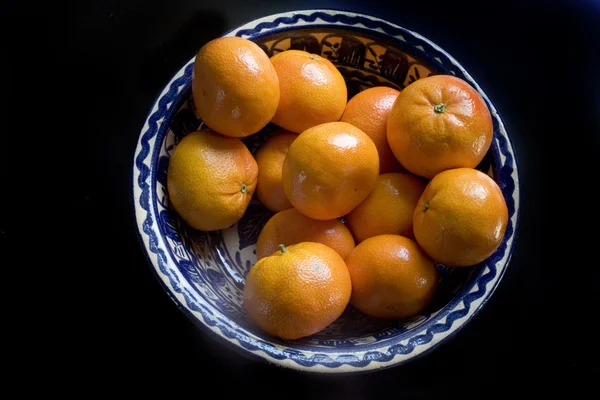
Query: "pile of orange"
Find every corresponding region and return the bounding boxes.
[167,37,509,340]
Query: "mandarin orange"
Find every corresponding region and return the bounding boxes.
[244,242,352,340]
[255,132,297,212]
[192,37,280,137]
[340,86,402,174]
[413,168,508,267]
[256,208,355,260]
[282,122,379,220]
[270,50,347,133]
[387,75,493,179]
[167,130,258,231]
[345,173,426,242]
[345,235,438,319]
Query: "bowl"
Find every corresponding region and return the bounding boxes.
[132,9,520,373]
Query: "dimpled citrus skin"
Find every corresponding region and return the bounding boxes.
[256,208,355,260]
[243,242,352,340]
[255,132,297,212]
[282,122,379,220]
[340,86,403,174]
[270,50,347,133]
[345,235,438,319]
[345,173,427,242]
[387,75,493,179]
[413,168,509,267]
[167,130,257,231]
[192,37,280,138]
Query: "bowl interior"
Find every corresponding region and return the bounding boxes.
[153,27,498,350]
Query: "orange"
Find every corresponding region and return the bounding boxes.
[345,173,427,242]
[243,242,352,340]
[387,75,493,179]
[256,208,355,260]
[270,50,347,133]
[282,122,379,220]
[413,168,509,267]
[192,37,280,138]
[340,86,403,174]
[345,235,438,319]
[254,132,297,212]
[167,130,258,231]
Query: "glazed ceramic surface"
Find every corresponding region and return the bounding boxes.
[133,9,520,373]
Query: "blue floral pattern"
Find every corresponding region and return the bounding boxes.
[133,10,520,372]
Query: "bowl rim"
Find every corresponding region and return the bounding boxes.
[132,8,521,374]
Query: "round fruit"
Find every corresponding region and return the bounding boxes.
[345,173,426,242]
[192,37,280,138]
[269,50,347,133]
[345,235,438,319]
[282,122,379,220]
[243,242,352,340]
[255,132,297,212]
[167,130,258,231]
[340,86,402,173]
[413,168,508,267]
[387,75,493,179]
[256,208,355,260]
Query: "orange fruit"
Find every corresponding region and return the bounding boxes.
[192,37,280,138]
[256,208,355,260]
[255,132,297,212]
[413,168,509,267]
[387,75,493,179]
[345,235,438,319]
[167,130,258,231]
[269,50,347,133]
[340,86,403,174]
[345,173,427,242]
[243,242,352,340]
[282,122,379,220]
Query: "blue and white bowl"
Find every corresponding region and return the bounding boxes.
[132,9,520,373]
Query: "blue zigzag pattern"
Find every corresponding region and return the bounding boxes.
[133,10,518,369]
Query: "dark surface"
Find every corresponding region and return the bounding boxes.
[4,0,599,395]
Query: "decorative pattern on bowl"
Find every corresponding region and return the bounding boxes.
[133,9,520,373]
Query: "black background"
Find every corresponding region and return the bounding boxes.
[4,0,600,396]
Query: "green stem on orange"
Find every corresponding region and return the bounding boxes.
[241,184,247,194]
[279,244,288,254]
[434,103,446,113]
[309,55,318,60]
[423,201,430,212]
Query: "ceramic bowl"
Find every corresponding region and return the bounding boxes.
[132,9,520,373]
